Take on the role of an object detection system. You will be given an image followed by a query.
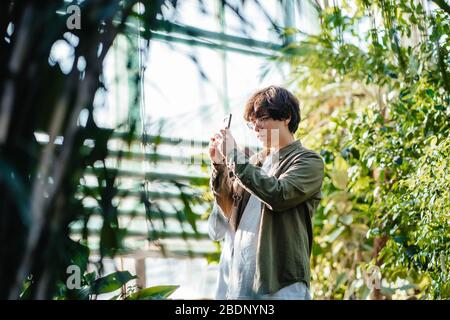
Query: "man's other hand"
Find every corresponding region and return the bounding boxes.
[209,134,225,164]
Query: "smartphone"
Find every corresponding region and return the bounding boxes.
[223,113,232,129]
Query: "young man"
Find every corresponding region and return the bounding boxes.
[208,86,324,299]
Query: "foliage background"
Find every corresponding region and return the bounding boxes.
[0,0,194,300]
[284,0,449,299]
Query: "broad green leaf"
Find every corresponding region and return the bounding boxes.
[92,271,137,295]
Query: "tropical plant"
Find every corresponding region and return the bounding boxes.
[282,0,449,299]
[0,0,176,299]
[0,0,283,300]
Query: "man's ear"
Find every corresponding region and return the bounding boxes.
[284,117,291,127]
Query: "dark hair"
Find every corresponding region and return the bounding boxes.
[243,85,301,133]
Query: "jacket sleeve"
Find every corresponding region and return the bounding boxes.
[210,162,234,219]
[207,200,231,241]
[226,148,324,213]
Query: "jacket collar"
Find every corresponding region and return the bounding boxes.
[276,139,302,161]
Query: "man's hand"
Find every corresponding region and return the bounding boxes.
[209,129,237,165]
[217,128,237,159]
[208,134,224,164]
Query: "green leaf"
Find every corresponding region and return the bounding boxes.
[324,226,346,242]
[380,286,396,295]
[339,214,353,225]
[92,271,137,295]
[394,235,407,244]
[425,88,434,98]
[69,241,90,275]
[335,272,348,288]
[84,271,97,284]
[394,156,403,165]
[330,156,349,190]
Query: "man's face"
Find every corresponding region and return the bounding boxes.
[248,115,289,148]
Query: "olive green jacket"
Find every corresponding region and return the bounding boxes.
[210,140,324,296]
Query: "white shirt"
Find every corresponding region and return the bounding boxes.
[208,201,234,299]
[225,154,273,299]
[209,153,272,299]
